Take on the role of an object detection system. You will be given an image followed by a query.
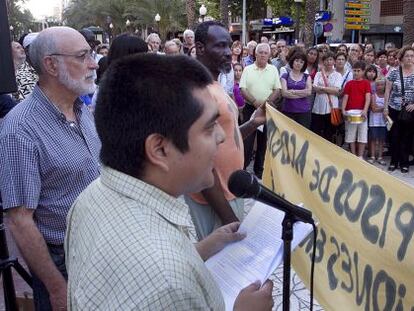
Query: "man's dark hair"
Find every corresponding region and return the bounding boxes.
[377,50,387,58]
[195,20,225,45]
[95,54,213,178]
[107,33,148,66]
[353,60,366,70]
[95,56,108,85]
[79,28,95,42]
[18,33,28,47]
[288,51,308,72]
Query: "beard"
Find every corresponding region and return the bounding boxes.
[57,62,96,95]
[219,61,232,74]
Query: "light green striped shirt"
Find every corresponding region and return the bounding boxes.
[65,166,225,310]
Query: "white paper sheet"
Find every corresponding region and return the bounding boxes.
[205,201,314,311]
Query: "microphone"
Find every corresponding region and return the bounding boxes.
[228,170,314,224]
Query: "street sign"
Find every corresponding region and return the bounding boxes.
[315,11,331,22]
[314,21,324,38]
[344,23,370,30]
[324,23,333,32]
[345,2,370,9]
[344,9,370,16]
[345,17,370,23]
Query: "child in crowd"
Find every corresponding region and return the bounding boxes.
[364,65,378,159]
[342,61,372,158]
[365,65,378,93]
[233,63,244,124]
[368,79,387,165]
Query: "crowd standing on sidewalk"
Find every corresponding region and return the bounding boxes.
[1,21,414,310]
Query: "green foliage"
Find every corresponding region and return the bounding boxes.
[265,0,307,25]
[265,0,291,16]
[7,0,36,39]
[63,0,186,38]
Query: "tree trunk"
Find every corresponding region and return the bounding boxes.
[220,0,229,28]
[303,0,318,47]
[403,0,414,46]
[186,0,196,29]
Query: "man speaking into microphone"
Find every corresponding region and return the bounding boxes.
[65,54,274,310]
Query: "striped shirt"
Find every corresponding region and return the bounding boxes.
[387,68,414,111]
[0,85,101,245]
[65,166,225,310]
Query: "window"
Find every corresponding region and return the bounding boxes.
[380,0,403,16]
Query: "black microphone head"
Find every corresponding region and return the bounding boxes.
[228,170,260,198]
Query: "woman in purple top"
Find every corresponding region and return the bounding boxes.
[233,63,245,124]
[280,51,313,128]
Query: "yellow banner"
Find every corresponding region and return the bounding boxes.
[263,106,414,310]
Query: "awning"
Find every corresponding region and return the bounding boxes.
[360,24,402,34]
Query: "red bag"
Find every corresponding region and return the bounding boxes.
[330,108,343,126]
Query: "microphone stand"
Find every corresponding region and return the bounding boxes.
[0,206,33,310]
[281,212,298,311]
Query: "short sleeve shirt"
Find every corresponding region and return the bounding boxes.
[343,79,371,111]
[387,69,414,111]
[239,63,281,103]
[312,71,343,114]
[66,167,225,310]
[281,72,311,113]
[0,85,101,244]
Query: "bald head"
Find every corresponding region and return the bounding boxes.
[30,26,89,75]
[29,26,97,97]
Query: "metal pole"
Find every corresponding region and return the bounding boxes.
[295,2,300,43]
[242,0,246,45]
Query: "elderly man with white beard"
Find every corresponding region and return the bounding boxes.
[0,27,101,311]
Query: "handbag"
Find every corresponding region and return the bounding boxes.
[321,70,343,126]
[398,66,414,122]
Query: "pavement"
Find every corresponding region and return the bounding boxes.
[1,155,413,311]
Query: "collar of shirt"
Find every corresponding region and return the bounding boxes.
[100,166,192,228]
[253,63,270,71]
[31,85,83,123]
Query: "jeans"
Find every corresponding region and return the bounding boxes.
[32,244,67,311]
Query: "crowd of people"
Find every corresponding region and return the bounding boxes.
[1,20,413,310]
[230,38,414,174]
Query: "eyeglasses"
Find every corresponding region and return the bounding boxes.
[48,49,94,63]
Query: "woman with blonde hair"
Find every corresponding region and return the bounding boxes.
[231,40,243,66]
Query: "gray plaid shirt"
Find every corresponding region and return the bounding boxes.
[0,85,101,245]
[65,167,225,310]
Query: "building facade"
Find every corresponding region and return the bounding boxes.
[327,0,403,48]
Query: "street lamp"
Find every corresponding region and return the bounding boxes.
[9,25,14,40]
[294,0,303,43]
[199,4,207,22]
[109,23,114,43]
[154,13,161,33]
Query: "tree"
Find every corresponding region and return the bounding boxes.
[186,0,196,29]
[6,0,35,39]
[127,0,186,40]
[302,0,317,47]
[220,0,229,28]
[403,0,414,45]
[265,0,291,16]
[63,0,186,40]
